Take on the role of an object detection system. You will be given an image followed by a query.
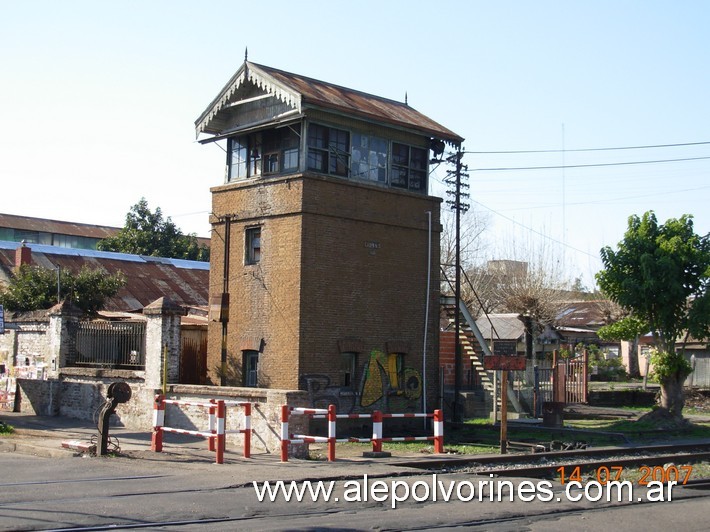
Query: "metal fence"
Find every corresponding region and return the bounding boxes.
[686,353,710,388]
[68,320,146,369]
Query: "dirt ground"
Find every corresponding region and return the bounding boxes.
[684,388,710,413]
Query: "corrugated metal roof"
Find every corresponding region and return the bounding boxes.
[0,213,119,239]
[476,313,525,341]
[0,241,209,313]
[0,213,210,248]
[196,61,463,145]
[556,301,606,329]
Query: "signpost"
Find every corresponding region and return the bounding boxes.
[484,340,526,454]
[0,304,4,335]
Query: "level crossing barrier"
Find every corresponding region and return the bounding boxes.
[151,395,254,464]
[210,400,252,458]
[280,404,443,462]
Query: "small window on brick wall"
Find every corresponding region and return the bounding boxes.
[341,352,358,388]
[243,350,259,387]
[245,226,261,264]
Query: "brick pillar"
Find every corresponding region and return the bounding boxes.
[47,300,82,379]
[14,242,32,270]
[143,297,187,391]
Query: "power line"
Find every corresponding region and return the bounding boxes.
[431,173,601,262]
[470,199,601,261]
[470,155,710,173]
[465,140,710,155]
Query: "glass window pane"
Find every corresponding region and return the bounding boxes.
[307,149,327,172]
[308,124,327,149]
[409,170,426,191]
[283,148,299,171]
[410,147,427,170]
[392,143,409,165]
[391,166,408,188]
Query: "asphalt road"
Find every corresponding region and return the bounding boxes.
[1,453,709,531]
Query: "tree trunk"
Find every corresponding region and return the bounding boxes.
[626,337,640,378]
[660,372,686,417]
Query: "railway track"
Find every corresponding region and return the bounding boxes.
[396,441,710,484]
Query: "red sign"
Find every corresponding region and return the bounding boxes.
[483,355,527,371]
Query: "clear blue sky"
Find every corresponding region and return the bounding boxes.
[2,1,709,286]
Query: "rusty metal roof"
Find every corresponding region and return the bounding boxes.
[556,301,607,329]
[0,241,209,313]
[196,61,463,145]
[0,213,120,239]
[0,212,210,248]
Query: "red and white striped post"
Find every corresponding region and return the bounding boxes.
[151,394,165,452]
[280,404,290,462]
[327,403,336,462]
[372,410,383,453]
[215,400,226,464]
[242,403,252,458]
[208,403,216,452]
[433,409,444,454]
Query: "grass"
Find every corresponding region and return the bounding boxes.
[307,402,710,459]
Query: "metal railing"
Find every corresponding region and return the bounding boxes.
[68,320,146,369]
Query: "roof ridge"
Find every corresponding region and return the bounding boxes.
[250,62,410,108]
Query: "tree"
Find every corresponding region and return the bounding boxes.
[596,211,710,417]
[594,297,641,377]
[97,198,209,262]
[0,265,125,314]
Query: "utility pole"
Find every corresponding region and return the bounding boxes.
[445,149,469,422]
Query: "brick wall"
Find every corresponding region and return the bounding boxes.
[440,330,456,386]
[208,172,441,412]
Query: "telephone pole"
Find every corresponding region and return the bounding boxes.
[445,149,469,422]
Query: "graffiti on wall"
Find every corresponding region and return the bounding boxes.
[300,350,422,413]
[360,350,421,411]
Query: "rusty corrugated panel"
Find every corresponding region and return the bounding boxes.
[0,242,209,312]
[258,63,463,143]
[197,61,463,145]
[0,213,120,239]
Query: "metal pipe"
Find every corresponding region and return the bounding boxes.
[422,210,431,427]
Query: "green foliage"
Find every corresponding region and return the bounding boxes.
[0,265,125,314]
[0,265,57,311]
[97,198,209,262]
[649,348,693,382]
[596,211,710,355]
[597,315,647,341]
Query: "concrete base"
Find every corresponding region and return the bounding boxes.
[362,451,392,458]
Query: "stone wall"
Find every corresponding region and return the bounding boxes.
[10,298,312,457]
[0,311,51,376]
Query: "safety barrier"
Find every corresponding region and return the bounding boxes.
[219,401,252,458]
[151,395,253,464]
[280,404,443,462]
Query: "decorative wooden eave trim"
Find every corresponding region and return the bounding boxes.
[195,61,302,137]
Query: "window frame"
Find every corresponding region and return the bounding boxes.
[391,142,428,193]
[242,349,259,387]
[307,123,351,177]
[245,226,261,265]
[340,352,358,389]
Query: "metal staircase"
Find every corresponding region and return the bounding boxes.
[439,266,525,416]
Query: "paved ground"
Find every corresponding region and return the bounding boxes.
[0,411,443,484]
